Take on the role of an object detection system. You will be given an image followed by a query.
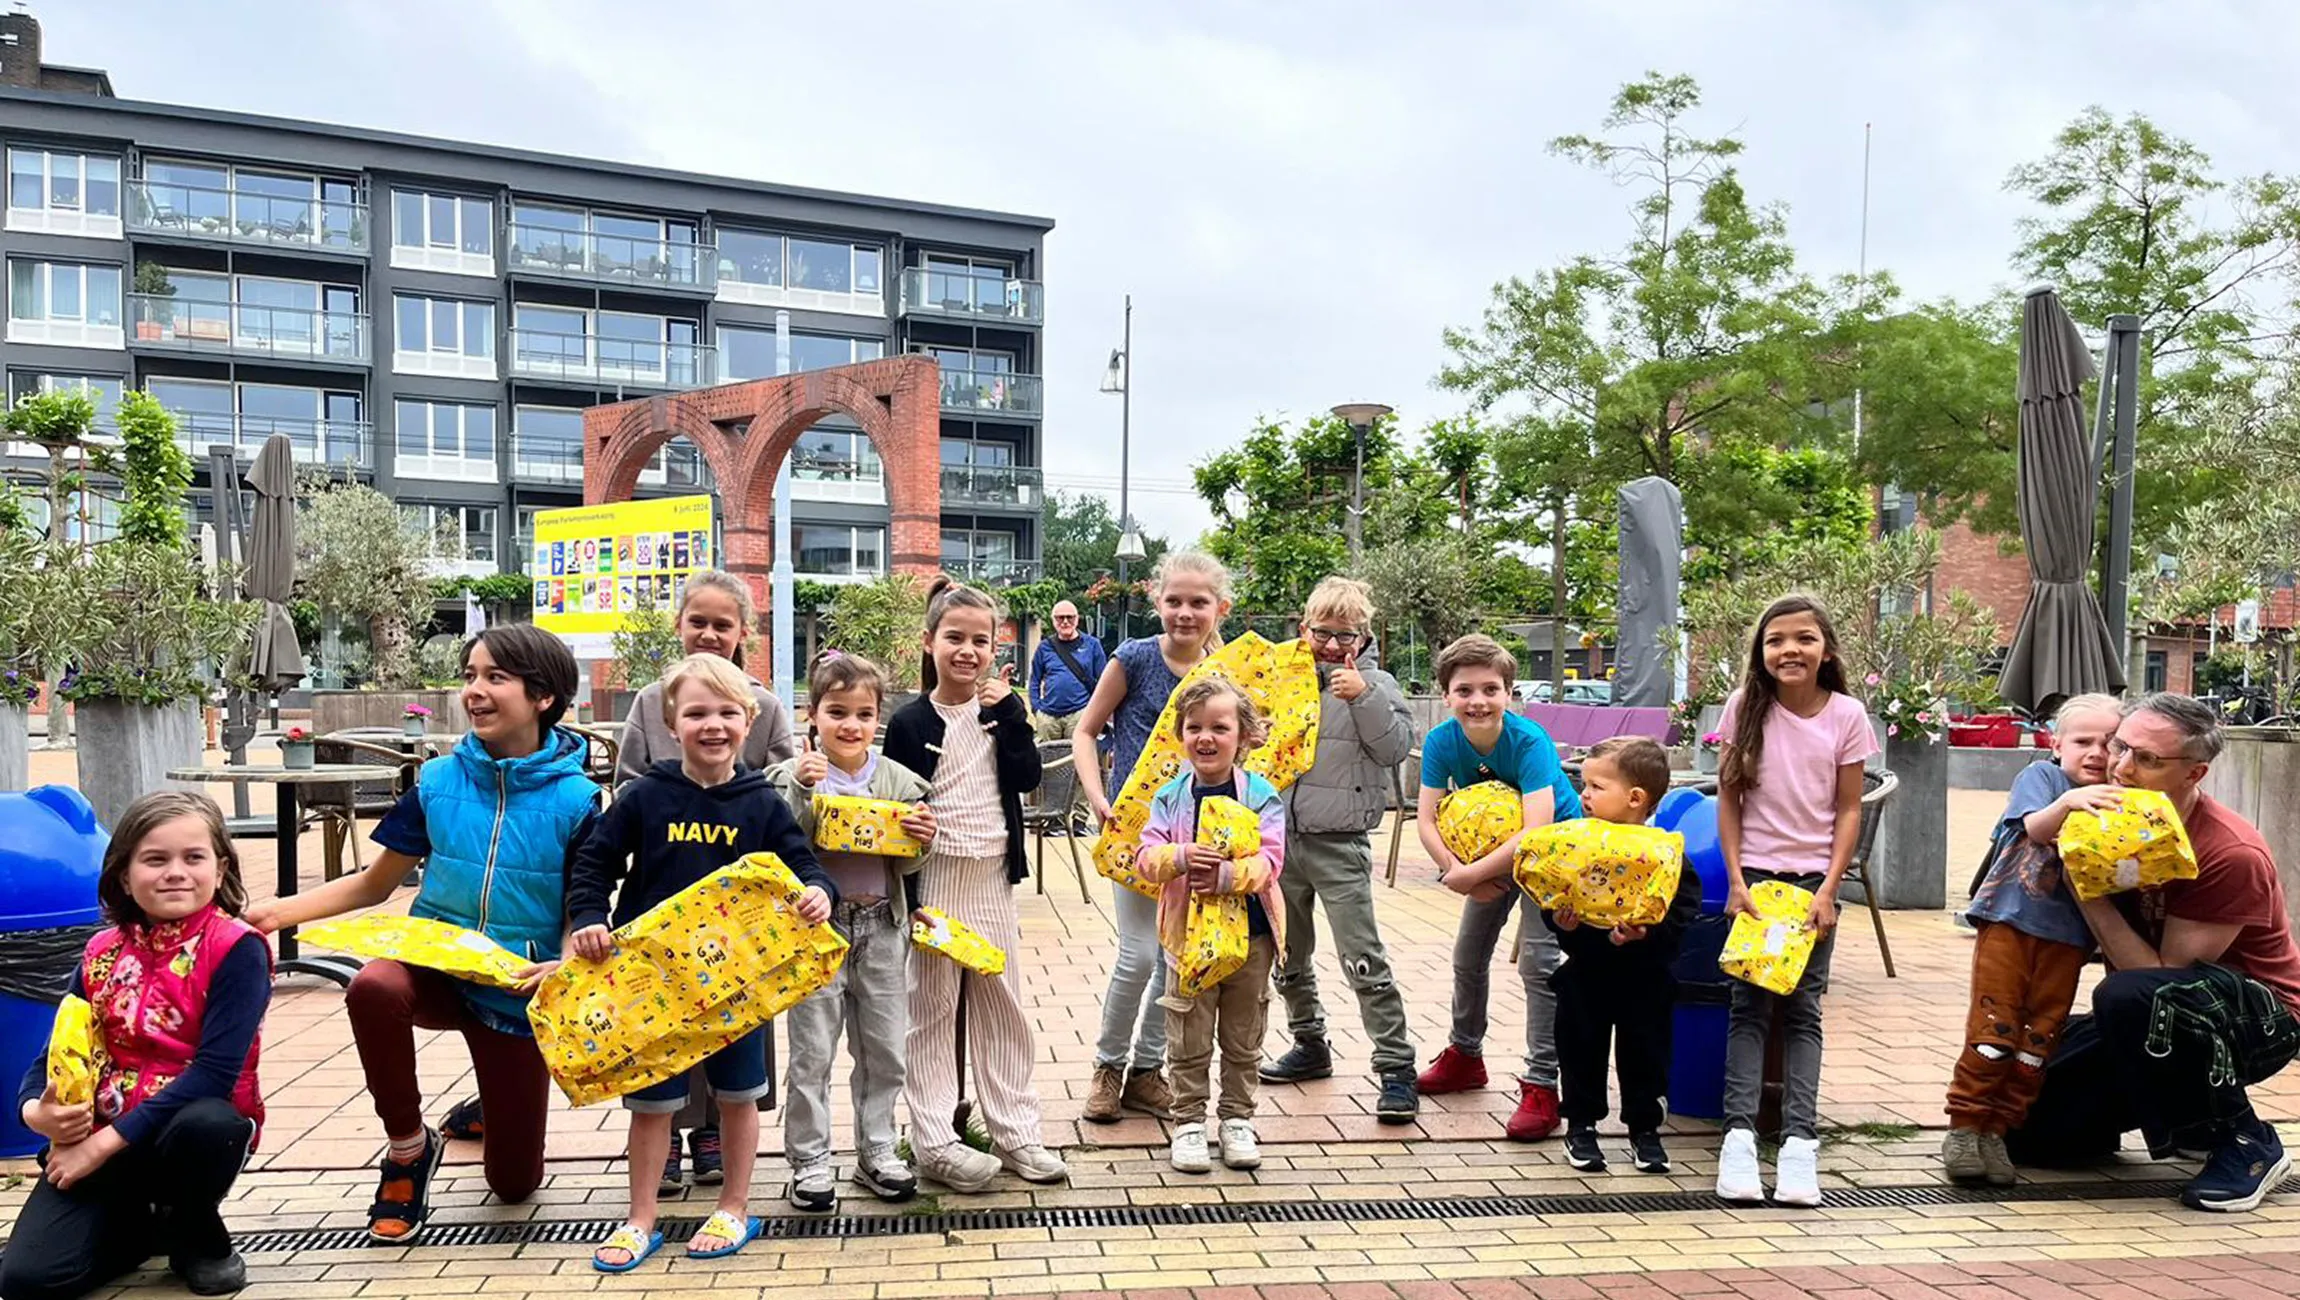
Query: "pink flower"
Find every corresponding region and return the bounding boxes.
[1887,723,1900,737]
[1865,673,1881,687]
[1916,710,1933,725]
[1701,731,1721,746]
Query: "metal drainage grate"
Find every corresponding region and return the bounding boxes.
[221,1178,2192,1254]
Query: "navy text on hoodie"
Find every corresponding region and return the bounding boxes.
[568,759,835,933]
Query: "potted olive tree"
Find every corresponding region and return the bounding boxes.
[298,475,465,733]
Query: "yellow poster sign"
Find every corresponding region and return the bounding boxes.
[531,495,715,651]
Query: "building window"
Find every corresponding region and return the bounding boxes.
[510,305,703,385]
[715,229,884,314]
[942,528,1020,563]
[506,203,703,285]
[137,159,363,250]
[796,524,885,580]
[405,503,498,566]
[148,378,365,464]
[6,371,123,428]
[15,484,118,545]
[7,258,123,347]
[394,399,497,482]
[393,294,497,378]
[7,148,122,237]
[717,326,882,381]
[2145,650,2168,694]
[794,426,882,483]
[390,190,493,275]
[511,404,585,483]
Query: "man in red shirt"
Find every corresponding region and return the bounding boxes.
[2079,694,2300,1212]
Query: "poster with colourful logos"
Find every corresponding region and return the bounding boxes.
[531,495,715,658]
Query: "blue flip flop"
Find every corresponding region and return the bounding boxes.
[592,1223,665,1273]
[686,1209,763,1259]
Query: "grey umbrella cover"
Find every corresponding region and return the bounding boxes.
[245,434,306,688]
[1615,476,1683,710]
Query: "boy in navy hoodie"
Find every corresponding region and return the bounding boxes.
[569,654,835,1272]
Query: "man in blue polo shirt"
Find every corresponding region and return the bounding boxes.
[1030,600,1106,740]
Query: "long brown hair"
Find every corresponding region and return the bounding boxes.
[919,576,1000,694]
[1718,595,1849,792]
[99,791,247,926]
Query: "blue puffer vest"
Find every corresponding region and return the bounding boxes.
[408,726,599,1032]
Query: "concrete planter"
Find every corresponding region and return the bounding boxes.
[2202,728,2300,932]
[0,702,25,791]
[311,688,466,736]
[1869,726,1947,909]
[78,699,202,833]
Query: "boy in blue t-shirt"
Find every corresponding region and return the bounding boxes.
[1411,634,1582,1142]
[1943,693,2122,1187]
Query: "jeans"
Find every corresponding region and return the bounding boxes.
[1094,882,1169,1071]
[1448,887,1561,1084]
[784,900,910,1168]
[1166,936,1277,1125]
[626,1026,771,1112]
[0,1098,252,1300]
[1722,871,1836,1140]
[1273,831,1415,1075]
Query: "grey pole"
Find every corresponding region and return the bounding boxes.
[1348,421,1366,563]
[2099,313,2142,674]
[772,310,795,706]
[1116,296,1132,642]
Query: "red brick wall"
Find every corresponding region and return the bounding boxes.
[1931,520,2030,645]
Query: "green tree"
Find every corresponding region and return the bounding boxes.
[296,475,440,689]
[1194,413,1397,611]
[1,388,103,546]
[1039,490,1167,593]
[825,573,930,690]
[1833,295,2021,536]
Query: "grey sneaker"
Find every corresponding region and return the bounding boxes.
[788,1159,836,1213]
[996,1143,1069,1184]
[918,1142,1002,1193]
[1977,1131,2017,1187]
[1942,1128,1987,1185]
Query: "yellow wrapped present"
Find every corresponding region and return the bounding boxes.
[528,853,848,1107]
[1438,781,1523,864]
[2058,787,2199,900]
[911,906,1008,976]
[1719,880,1818,996]
[1175,894,1250,999]
[1515,819,1685,929]
[46,993,100,1108]
[300,915,532,990]
[812,794,926,857]
[1196,794,1262,860]
[1093,632,1321,898]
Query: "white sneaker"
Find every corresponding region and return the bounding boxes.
[1716,1127,1764,1203]
[1170,1123,1212,1173]
[917,1143,1001,1193]
[788,1159,836,1213]
[1218,1119,1262,1170]
[1774,1135,1823,1207]
[996,1143,1069,1185]
[851,1147,917,1202]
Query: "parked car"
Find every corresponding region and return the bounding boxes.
[1513,680,1615,706]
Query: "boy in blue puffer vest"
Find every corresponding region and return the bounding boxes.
[252,625,602,1245]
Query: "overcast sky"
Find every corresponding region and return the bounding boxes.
[45,1,2300,543]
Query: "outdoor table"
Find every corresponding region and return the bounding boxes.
[165,762,403,987]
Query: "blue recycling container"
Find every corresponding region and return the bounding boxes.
[0,785,109,1157]
[1655,788,1733,1120]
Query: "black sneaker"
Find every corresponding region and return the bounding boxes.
[170,1252,247,1296]
[1564,1125,1606,1172]
[1259,1037,1334,1084]
[1374,1070,1420,1124]
[440,1095,484,1142]
[1630,1130,1670,1174]
[659,1130,686,1195]
[2182,1121,2291,1212]
[691,1125,725,1185]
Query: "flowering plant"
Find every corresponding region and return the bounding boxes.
[403,703,433,720]
[282,724,312,743]
[0,666,38,709]
[1699,730,1723,752]
[1866,671,1947,745]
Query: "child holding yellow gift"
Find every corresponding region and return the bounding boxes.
[567,654,835,1271]
[1135,677,1288,1173]
[1714,596,1879,1208]
[1542,738,1702,1176]
[766,650,938,1213]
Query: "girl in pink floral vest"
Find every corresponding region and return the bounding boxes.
[5,792,271,1300]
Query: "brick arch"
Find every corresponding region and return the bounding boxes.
[581,355,944,614]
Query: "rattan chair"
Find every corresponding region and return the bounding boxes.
[1847,768,1900,978]
[562,722,623,790]
[306,731,423,881]
[1383,748,1424,887]
[1023,742,1092,900]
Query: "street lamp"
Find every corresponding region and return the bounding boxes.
[1102,296,1136,638]
[1330,402,1393,564]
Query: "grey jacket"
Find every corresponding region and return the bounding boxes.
[1285,664,1415,835]
[613,677,797,787]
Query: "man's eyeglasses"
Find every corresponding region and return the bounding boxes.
[1052,613,1078,622]
[2110,738,2195,771]
[1307,627,1364,647]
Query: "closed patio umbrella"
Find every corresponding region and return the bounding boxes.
[245,434,305,689]
[2000,287,2126,716]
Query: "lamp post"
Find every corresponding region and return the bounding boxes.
[1330,402,1393,564]
[1102,297,1146,638]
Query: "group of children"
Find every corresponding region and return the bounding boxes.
[11,561,1992,1299]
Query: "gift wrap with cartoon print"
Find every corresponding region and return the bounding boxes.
[812,794,927,857]
[1171,794,1263,999]
[910,905,1007,976]
[2057,787,2199,900]
[1437,780,1523,864]
[299,915,533,990]
[1515,819,1685,929]
[1719,879,1819,997]
[46,992,101,1108]
[1093,632,1320,898]
[528,853,849,1106]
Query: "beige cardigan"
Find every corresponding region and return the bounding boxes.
[613,677,797,787]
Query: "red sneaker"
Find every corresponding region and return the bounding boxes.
[1507,1080,1560,1142]
[1415,1046,1489,1095]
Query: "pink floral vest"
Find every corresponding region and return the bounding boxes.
[82,904,267,1146]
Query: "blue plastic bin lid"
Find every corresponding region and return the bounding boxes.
[0,784,108,932]
[1654,788,1727,912]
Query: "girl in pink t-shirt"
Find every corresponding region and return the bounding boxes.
[1713,596,1878,1209]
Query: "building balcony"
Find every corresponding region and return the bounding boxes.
[944,556,1042,584]
[510,435,712,490]
[176,412,372,468]
[505,225,717,293]
[900,268,1043,327]
[940,463,1041,511]
[129,294,370,365]
[939,369,1041,419]
[507,328,716,390]
[128,179,367,254]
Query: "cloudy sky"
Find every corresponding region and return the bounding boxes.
[46,1,2300,542]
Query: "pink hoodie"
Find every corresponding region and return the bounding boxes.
[1134,765,1288,962]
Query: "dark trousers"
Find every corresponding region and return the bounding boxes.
[0,1098,253,1300]
[2092,963,2300,1156]
[1551,957,1673,1131]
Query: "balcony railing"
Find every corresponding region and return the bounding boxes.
[507,327,716,390]
[938,369,1042,418]
[901,267,1044,326]
[128,178,367,252]
[172,412,372,467]
[130,294,370,364]
[940,463,1042,510]
[944,556,1042,583]
[505,224,717,291]
[510,435,711,489]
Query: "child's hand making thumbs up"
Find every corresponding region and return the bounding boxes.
[1328,644,1367,702]
[978,660,1015,709]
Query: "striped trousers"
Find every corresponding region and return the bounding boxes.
[905,851,1044,1154]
